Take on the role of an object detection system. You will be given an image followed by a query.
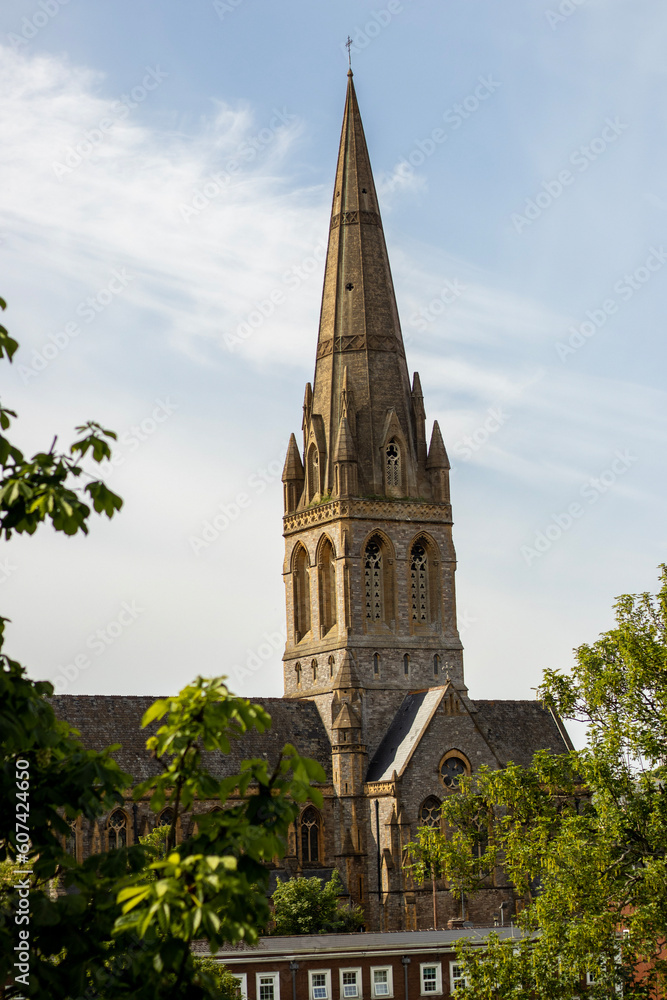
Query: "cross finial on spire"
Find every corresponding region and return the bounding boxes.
[345,35,353,70]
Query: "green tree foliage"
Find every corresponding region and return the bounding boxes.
[404,567,667,1000]
[0,301,326,998]
[271,869,364,935]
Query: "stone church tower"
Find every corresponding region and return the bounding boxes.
[281,69,464,730]
[50,70,572,937]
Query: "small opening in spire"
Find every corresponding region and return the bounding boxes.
[345,282,354,291]
[361,188,367,194]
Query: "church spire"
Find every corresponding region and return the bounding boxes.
[308,72,419,498]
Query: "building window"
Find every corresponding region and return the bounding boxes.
[433,653,440,676]
[371,968,393,998]
[301,806,320,863]
[64,818,79,860]
[449,962,468,992]
[107,809,128,850]
[295,662,301,687]
[231,974,248,1000]
[307,444,320,502]
[328,655,335,678]
[364,538,383,622]
[420,964,442,995]
[318,537,337,634]
[293,545,311,641]
[403,654,410,676]
[410,541,429,624]
[340,969,362,999]
[157,807,174,828]
[440,752,469,789]
[309,971,331,1000]
[312,659,318,682]
[257,973,280,1000]
[373,652,380,676]
[385,441,401,491]
[419,796,441,828]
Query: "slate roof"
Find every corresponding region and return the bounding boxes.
[50,695,332,783]
[366,693,572,782]
[366,689,445,782]
[474,699,573,766]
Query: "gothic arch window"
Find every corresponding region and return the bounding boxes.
[385,440,401,494]
[410,540,429,624]
[318,537,337,635]
[293,545,311,642]
[157,808,174,828]
[373,652,380,676]
[328,655,335,679]
[295,662,301,688]
[64,818,80,860]
[403,653,410,676]
[433,653,441,677]
[312,659,318,683]
[107,809,128,850]
[419,796,442,829]
[300,806,321,864]
[307,444,320,503]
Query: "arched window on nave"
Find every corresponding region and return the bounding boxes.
[300,806,320,864]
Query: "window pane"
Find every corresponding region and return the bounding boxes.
[422,968,437,992]
[343,973,358,997]
[373,970,389,995]
[312,974,328,999]
[259,978,275,1000]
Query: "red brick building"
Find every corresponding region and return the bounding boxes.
[201,929,517,1000]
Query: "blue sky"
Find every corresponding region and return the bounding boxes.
[1,0,665,746]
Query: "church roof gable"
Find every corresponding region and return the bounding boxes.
[366,687,446,782]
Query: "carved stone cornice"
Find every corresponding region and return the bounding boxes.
[364,781,396,797]
[316,333,399,359]
[330,209,382,229]
[284,498,452,534]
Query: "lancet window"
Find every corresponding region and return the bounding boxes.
[300,806,320,864]
[312,659,318,682]
[433,653,441,676]
[364,538,384,622]
[293,545,311,641]
[373,652,380,676]
[307,445,320,503]
[107,809,128,850]
[385,441,401,492]
[403,653,410,676]
[410,541,429,624]
[318,538,337,634]
[328,655,335,678]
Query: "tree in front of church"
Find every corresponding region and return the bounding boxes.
[0,300,326,998]
[271,869,364,936]
[404,567,667,999]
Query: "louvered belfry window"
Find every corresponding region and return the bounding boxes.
[410,541,428,623]
[364,539,383,621]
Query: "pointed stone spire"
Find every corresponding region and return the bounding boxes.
[333,649,361,691]
[282,433,305,514]
[310,72,417,496]
[427,420,451,503]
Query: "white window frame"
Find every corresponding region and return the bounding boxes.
[420,963,442,996]
[370,966,393,998]
[309,970,332,1000]
[340,967,362,999]
[256,972,280,1000]
[448,962,468,993]
[230,973,248,1000]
